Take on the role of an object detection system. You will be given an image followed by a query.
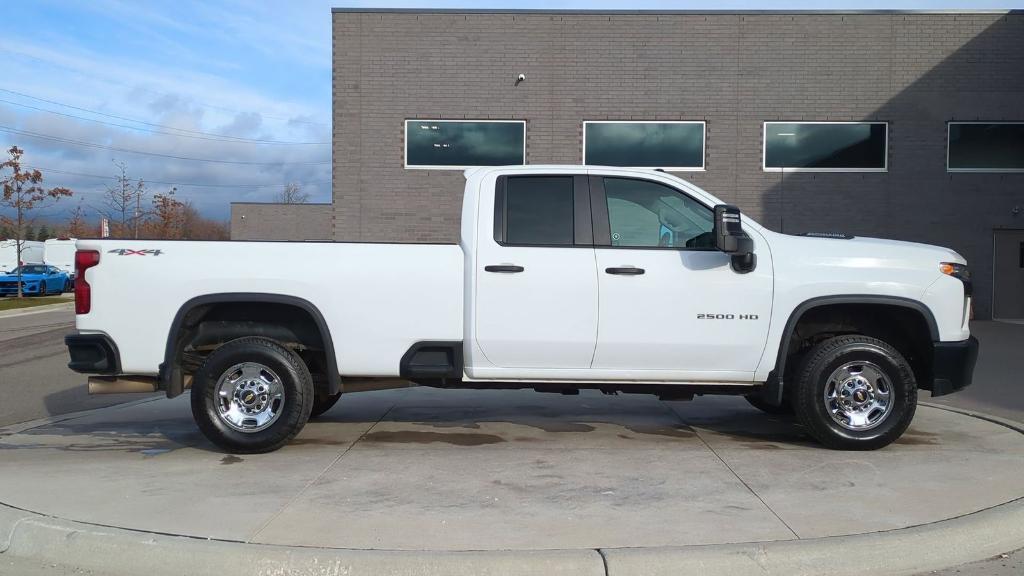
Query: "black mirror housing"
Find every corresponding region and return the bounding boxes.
[713,204,756,273]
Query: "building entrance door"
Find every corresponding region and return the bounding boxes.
[993,229,1024,320]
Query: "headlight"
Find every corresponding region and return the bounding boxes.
[940,262,972,296]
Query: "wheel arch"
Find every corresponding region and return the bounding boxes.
[160,293,340,399]
[768,295,939,403]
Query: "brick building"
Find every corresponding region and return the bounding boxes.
[231,9,1024,319]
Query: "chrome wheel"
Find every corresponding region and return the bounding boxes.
[823,361,893,431]
[214,362,285,433]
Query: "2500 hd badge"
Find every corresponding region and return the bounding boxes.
[697,313,759,320]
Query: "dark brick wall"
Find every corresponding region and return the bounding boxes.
[332,10,1024,317]
[230,203,332,241]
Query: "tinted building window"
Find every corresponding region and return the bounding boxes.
[584,122,704,169]
[603,178,714,248]
[505,176,574,246]
[405,120,525,168]
[948,123,1024,172]
[764,122,887,171]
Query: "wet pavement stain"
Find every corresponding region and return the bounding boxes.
[288,438,352,447]
[420,420,596,434]
[220,455,243,465]
[624,424,696,439]
[894,430,941,446]
[363,430,505,446]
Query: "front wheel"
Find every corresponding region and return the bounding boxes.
[191,337,314,453]
[793,335,917,450]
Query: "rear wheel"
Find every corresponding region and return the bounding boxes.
[64,279,72,293]
[191,337,313,453]
[309,392,342,418]
[793,335,916,450]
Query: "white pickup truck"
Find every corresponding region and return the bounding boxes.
[65,166,978,453]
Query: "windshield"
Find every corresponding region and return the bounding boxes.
[7,265,49,275]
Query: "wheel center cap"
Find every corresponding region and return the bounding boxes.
[241,388,258,406]
[854,389,868,403]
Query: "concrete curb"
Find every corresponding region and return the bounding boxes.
[0,300,73,319]
[0,506,605,576]
[0,498,1022,576]
[601,497,1024,576]
[920,401,1024,432]
[0,397,162,437]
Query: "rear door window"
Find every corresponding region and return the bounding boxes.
[503,176,575,246]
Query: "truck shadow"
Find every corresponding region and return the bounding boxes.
[6,391,944,454]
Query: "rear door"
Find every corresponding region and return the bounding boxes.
[473,174,599,369]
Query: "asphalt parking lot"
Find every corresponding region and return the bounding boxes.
[0,302,156,428]
[0,307,1021,576]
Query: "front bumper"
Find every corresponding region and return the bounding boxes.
[65,334,121,374]
[930,336,980,397]
[0,282,41,295]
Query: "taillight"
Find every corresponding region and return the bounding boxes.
[75,250,100,314]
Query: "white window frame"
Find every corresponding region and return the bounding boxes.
[404,119,526,170]
[582,120,706,171]
[947,121,1024,173]
[762,121,889,173]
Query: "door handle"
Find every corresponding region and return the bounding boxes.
[605,266,645,275]
[484,264,525,273]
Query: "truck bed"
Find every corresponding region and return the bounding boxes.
[75,239,464,376]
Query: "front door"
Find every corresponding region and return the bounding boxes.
[993,229,1024,320]
[589,175,773,381]
[474,174,598,369]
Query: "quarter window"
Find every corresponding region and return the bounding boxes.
[948,123,1024,172]
[584,121,705,170]
[503,176,575,246]
[602,178,714,249]
[405,120,525,169]
[763,122,888,171]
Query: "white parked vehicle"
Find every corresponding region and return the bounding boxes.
[65,166,978,453]
[0,239,44,274]
[44,237,78,283]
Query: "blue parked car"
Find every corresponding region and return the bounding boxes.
[0,265,71,296]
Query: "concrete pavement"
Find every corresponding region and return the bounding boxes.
[0,388,1022,575]
[0,315,1022,574]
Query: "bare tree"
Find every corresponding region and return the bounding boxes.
[0,146,72,297]
[101,160,148,238]
[64,201,90,238]
[275,182,310,204]
[148,187,186,239]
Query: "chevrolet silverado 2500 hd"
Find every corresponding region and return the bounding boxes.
[65,166,978,453]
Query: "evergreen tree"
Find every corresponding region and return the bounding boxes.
[23,224,34,241]
[37,224,50,241]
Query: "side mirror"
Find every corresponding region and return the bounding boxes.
[713,204,756,273]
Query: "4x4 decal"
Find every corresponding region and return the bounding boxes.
[107,249,164,256]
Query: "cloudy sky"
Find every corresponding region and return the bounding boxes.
[0,0,1014,221]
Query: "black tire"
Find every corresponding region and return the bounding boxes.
[191,337,314,453]
[64,280,73,293]
[744,394,794,415]
[793,335,916,450]
[309,392,342,418]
